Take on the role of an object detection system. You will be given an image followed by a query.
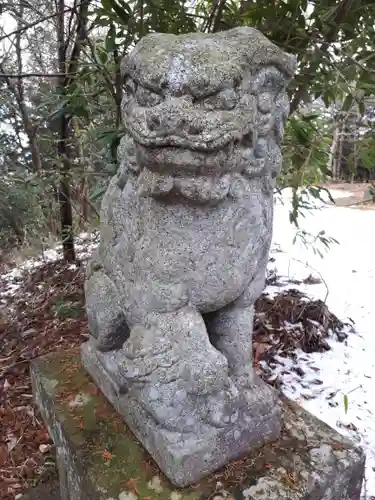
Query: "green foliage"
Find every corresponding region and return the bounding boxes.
[281,114,333,190]
[0,174,46,250]
[343,385,362,415]
[2,0,375,254]
[294,228,339,259]
[358,130,375,171]
[52,299,83,320]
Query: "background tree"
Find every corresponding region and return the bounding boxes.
[1,0,375,259]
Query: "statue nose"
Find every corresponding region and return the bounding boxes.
[146,111,162,131]
[146,107,203,135]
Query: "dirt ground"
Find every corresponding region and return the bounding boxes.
[321,182,375,209]
[19,479,60,500]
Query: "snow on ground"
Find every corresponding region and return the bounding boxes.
[1,191,375,497]
[0,232,99,304]
[270,189,375,499]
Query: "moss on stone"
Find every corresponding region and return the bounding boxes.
[35,349,365,500]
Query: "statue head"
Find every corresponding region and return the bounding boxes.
[120,28,296,202]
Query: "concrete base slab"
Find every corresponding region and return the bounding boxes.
[31,349,365,500]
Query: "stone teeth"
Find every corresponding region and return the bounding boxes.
[174,175,230,202]
[137,168,174,196]
[150,171,174,195]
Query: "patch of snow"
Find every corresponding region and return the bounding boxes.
[42,249,60,262]
[170,492,182,500]
[118,493,137,500]
[68,393,92,408]
[6,435,18,452]
[271,193,375,499]
[39,444,50,454]
[77,232,91,241]
[147,475,163,493]
[0,232,99,299]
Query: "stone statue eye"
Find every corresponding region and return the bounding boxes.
[124,77,137,96]
[253,68,285,94]
[257,92,273,114]
[135,86,163,107]
[203,88,238,111]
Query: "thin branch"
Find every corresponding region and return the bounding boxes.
[65,0,90,87]
[67,0,79,51]
[0,4,80,43]
[289,0,358,115]
[82,36,116,101]
[0,72,74,78]
[288,255,330,303]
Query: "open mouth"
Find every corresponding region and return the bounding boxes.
[126,124,254,153]
[240,131,253,149]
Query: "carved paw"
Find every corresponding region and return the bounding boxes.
[206,405,231,428]
[204,381,240,428]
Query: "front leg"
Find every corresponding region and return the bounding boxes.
[93,303,233,432]
[207,304,255,386]
[85,268,129,352]
[206,266,267,386]
[142,305,229,396]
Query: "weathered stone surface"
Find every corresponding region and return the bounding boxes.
[83,27,297,485]
[31,351,365,500]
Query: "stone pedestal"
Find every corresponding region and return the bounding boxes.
[31,350,365,500]
[81,340,281,487]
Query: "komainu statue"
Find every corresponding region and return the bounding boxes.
[82,27,296,487]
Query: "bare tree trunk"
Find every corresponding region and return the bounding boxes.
[338,125,345,181]
[57,0,75,261]
[82,180,89,221]
[330,126,339,181]
[0,1,43,173]
[114,48,123,130]
[2,207,25,246]
[71,117,90,222]
[56,0,90,261]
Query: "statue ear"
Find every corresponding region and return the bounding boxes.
[252,67,286,95]
[266,91,290,145]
